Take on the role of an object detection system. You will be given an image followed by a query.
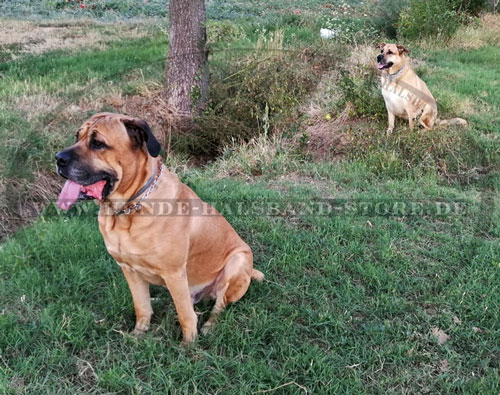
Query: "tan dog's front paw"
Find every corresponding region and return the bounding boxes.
[200,321,212,336]
[181,327,198,344]
[132,318,150,335]
[386,127,393,135]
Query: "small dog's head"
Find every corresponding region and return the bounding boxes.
[55,113,161,209]
[376,43,408,71]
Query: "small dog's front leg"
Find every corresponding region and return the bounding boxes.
[386,110,395,135]
[406,109,418,130]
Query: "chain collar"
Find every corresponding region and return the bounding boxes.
[384,63,407,82]
[113,161,163,216]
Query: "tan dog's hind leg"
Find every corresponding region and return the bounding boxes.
[201,252,258,335]
[162,270,198,343]
[121,266,153,335]
[419,104,437,130]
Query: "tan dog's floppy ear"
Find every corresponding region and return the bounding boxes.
[378,42,386,49]
[397,44,409,55]
[123,118,162,157]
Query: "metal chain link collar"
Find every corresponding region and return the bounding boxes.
[113,161,163,216]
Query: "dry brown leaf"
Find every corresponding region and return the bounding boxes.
[431,327,450,345]
[453,316,461,325]
[440,359,449,372]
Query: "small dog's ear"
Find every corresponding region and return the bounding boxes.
[378,42,386,49]
[123,118,162,157]
[397,45,409,54]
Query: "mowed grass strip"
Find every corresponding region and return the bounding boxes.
[1,168,499,393]
[425,45,500,131]
[0,35,167,98]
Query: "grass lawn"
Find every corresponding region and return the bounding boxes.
[1,2,500,394]
[1,163,499,393]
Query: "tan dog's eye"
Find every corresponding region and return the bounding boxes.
[90,139,107,150]
[387,50,393,55]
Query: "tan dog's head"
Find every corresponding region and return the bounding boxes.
[55,112,161,210]
[376,43,408,71]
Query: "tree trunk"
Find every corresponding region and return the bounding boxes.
[164,0,208,128]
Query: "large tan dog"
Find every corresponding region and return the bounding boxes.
[55,112,263,343]
[377,43,467,134]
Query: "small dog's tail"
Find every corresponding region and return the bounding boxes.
[438,118,468,128]
[251,269,265,282]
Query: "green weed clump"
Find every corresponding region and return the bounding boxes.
[346,126,494,180]
[368,0,410,39]
[398,0,488,40]
[364,0,489,40]
[335,69,387,120]
[173,31,325,156]
[398,0,464,40]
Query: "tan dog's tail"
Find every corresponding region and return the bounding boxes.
[251,269,265,282]
[438,118,468,128]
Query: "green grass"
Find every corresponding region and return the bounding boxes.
[1,164,499,393]
[0,0,357,22]
[1,2,500,393]
[0,0,169,20]
[425,45,500,132]
[0,35,167,97]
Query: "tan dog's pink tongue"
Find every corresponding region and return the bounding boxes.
[56,179,107,210]
[81,180,107,200]
[57,180,82,210]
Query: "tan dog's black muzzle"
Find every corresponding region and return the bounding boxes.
[55,149,72,168]
[55,147,80,180]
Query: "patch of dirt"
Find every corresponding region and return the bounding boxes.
[0,171,61,240]
[110,90,169,148]
[304,103,353,160]
[439,359,450,372]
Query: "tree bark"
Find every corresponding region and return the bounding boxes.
[164,0,208,128]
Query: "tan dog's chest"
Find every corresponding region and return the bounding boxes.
[381,80,411,118]
[103,229,166,285]
[97,205,241,288]
[99,214,234,305]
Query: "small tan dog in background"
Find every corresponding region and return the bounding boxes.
[377,43,467,134]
